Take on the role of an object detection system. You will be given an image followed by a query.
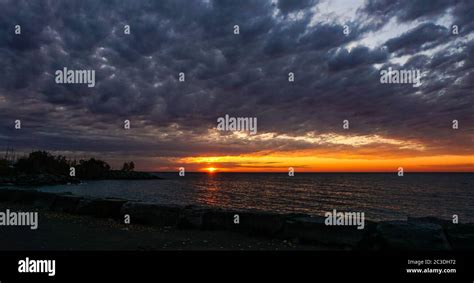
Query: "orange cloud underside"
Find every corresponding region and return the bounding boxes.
[180,153,474,172]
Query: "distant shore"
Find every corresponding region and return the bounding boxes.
[0,170,160,187]
[0,188,472,251]
[0,150,161,187]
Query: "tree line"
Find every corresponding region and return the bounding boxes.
[0,151,135,179]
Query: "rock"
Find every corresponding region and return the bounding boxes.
[75,198,126,219]
[4,173,80,186]
[445,224,474,250]
[408,216,452,227]
[120,202,181,226]
[31,193,57,209]
[180,209,287,236]
[236,211,286,236]
[375,221,451,250]
[3,171,156,186]
[10,190,44,203]
[50,194,84,214]
[282,216,369,247]
[0,177,16,186]
[0,189,15,202]
[0,187,466,252]
[201,209,235,230]
[177,207,205,229]
[0,189,56,208]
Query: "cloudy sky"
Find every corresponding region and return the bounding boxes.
[0,0,472,172]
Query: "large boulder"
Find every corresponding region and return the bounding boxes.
[0,188,16,202]
[14,174,70,186]
[1,174,79,187]
[50,194,84,214]
[375,221,451,250]
[181,209,300,237]
[0,189,56,209]
[30,192,57,209]
[75,198,126,219]
[3,189,42,204]
[281,216,370,247]
[120,202,181,226]
[407,216,452,227]
[445,224,474,250]
[177,206,205,229]
[235,211,286,236]
[0,177,16,186]
[200,209,235,230]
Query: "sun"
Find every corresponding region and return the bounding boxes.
[205,167,217,173]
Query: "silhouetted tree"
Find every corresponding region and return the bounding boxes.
[0,158,14,176]
[76,158,111,179]
[15,151,69,175]
[121,161,135,172]
[1,151,138,180]
[121,162,129,171]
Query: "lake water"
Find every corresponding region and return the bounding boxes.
[35,173,474,222]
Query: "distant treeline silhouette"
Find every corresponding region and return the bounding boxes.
[0,151,135,179]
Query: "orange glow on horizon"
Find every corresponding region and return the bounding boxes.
[204,167,217,173]
[178,152,474,173]
[159,132,474,173]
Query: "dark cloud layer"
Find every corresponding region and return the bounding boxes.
[0,0,472,169]
[277,0,318,15]
[362,0,452,22]
[384,23,450,54]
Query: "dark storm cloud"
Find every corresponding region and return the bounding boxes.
[328,46,388,71]
[360,0,474,34]
[361,0,452,23]
[451,0,474,34]
[0,0,472,168]
[277,0,318,15]
[384,23,450,55]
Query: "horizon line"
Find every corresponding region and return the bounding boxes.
[146,171,474,174]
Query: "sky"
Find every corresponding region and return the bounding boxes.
[0,0,472,172]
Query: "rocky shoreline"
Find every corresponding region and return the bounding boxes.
[0,188,472,250]
[0,171,160,187]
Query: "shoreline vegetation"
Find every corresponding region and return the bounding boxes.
[0,188,473,251]
[0,150,160,186]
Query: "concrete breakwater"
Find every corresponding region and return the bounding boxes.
[0,188,472,251]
